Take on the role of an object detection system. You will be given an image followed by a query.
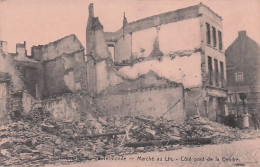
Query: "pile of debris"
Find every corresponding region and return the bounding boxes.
[0,113,244,166]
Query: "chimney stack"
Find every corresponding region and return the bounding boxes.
[238,31,246,53]
[238,30,246,37]
[0,41,7,53]
[16,41,27,57]
[89,3,94,17]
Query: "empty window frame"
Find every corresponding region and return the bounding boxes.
[212,26,217,47]
[218,30,223,50]
[206,23,211,45]
[214,59,219,86]
[220,61,224,87]
[108,44,115,61]
[208,56,213,85]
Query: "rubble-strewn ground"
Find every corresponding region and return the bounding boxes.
[0,111,259,167]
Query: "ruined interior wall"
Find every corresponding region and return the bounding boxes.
[17,66,38,98]
[95,60,122,94]
[99,71,175,95]
[91,52,202,94]
[118,53,202,88]
[94,30,112,59]
[113,18,201,61]
[86,58,96,95]
[43,92,96,122]
[37,64,45,99]
[32,35,84,62]
[207,96,219,122]
[185,89,223,122]
[114,34,132,62]
[159,18,201,54]
[95,86,185,122]
[0,52,24,91]
[185,89,206,117]
[63,52,87,91]
[132,28,157,58]
[43,51,87,98]
[95,61,109,93]
[43,57,67,97]
[0,82,9,123]
[22,90,37,114]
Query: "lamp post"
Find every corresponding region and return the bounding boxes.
[239,93,247,114]
[240,93,249,129]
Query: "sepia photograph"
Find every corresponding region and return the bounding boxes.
[0,0,260,166]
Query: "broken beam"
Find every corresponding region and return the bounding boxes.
[86,131,126,138]
[124,138,212,147]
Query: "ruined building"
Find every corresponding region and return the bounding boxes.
[226,31,260,115]
[100,3,227,121]
[0,3,227,123]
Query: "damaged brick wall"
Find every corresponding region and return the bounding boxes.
[29,35,87,98]
[94,60,122,94]
[43,57,68,97]
[42,91,96,122]
[0,73,11,124]
[16,65,38,98]
[31,34,84,62]
[95,86,185,122]
[185,88,226,122]
[40,50,87,98]
[22,90,37,114]
[0,49,24,92]
[0,46,32,121]
[105,6,201,62]
[95,71,185,121]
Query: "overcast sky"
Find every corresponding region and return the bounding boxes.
[0,0,259,54]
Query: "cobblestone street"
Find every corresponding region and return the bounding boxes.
[47,133,260,167]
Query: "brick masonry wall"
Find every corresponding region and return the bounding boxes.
[42,92,96,122]
[95,86,185,122]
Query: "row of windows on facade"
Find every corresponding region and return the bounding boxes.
[206,23,222,51]
[207,56,225,87]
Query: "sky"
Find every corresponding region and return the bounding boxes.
[0,0,260,54]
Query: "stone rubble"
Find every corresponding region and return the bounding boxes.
[0,110,256,166]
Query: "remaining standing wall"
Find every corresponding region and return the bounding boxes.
[95,86,185,122]
[42,92,96,122]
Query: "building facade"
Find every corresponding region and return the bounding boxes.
[101,3,227,121]
[226,31,260,117]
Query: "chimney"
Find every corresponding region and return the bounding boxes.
[89,3,94,17]
[123,12,128,27]
[122,12,128,39]
[238,30,246,37]
[0,41,7,53]
[238,31,246,53]
[16,41,27,57]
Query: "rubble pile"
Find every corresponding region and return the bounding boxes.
[0,113,245,166]
[183,116,242,143]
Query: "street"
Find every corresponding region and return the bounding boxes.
[47,136,260,167]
